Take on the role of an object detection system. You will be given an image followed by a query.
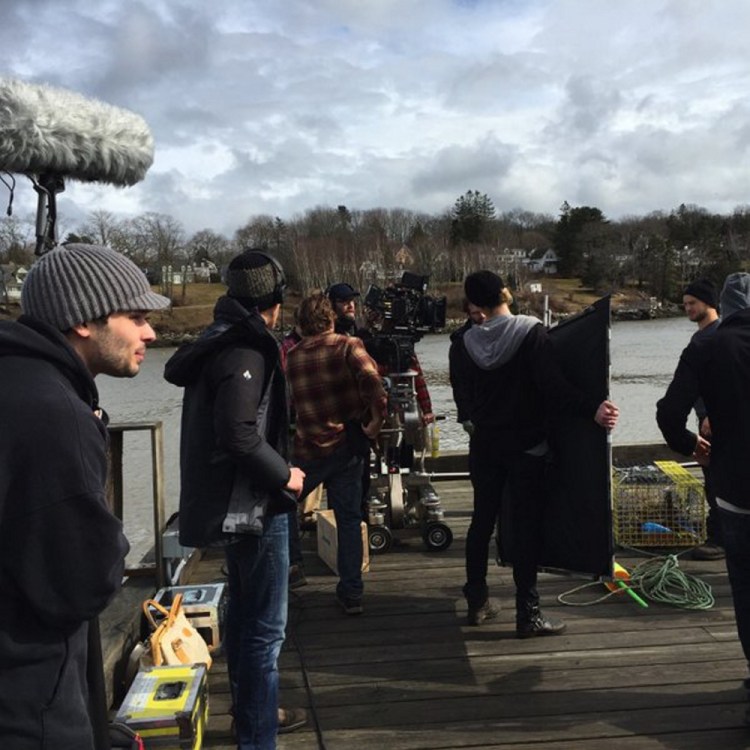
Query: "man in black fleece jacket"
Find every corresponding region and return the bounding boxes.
[657,272,750,695]
[0,244,169,750]
[456,270,618,635]
[164,249,306,747]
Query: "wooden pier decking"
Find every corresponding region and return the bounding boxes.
[185,479,750,750]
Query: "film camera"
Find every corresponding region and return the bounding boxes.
[362,272,447,373]
[360,272,452,555]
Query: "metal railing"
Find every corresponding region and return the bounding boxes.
[106,421,167,589]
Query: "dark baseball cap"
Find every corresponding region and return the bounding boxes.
[327,282,360,302]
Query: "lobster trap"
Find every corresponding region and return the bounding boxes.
[613,460,706,548]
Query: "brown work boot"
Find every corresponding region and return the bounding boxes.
[467,600,499,626]
[278,707,307,734]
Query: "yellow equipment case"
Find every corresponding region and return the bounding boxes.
[115,664,208,749]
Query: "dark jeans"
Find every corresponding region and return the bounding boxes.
[299,443,364,600]
[719,507,750,667]
[703,465,723,545]
[224,512,289,750]
[287,509,303,567]
[464,437,547,616]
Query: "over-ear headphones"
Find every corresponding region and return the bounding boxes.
[252,250,287,305]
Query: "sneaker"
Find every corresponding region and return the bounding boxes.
[336,593,363,615]
[288,564,307,590]
[278,707,307,734]
[691,543,725,561]
[516,609,567,639]
[230,708,308,740]
[467,601,499,626]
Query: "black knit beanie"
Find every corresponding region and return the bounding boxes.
[21,244,170,330]
[683,278,717,309]
[464,270,504,308]
[225,249,286,311]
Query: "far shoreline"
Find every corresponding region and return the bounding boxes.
[1,278,683,347]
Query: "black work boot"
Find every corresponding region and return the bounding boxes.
[516,605,566,639]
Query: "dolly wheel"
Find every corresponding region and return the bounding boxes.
[423,522,453,551]
[368,525,393,554]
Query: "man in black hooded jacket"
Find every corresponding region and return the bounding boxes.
[164,249,305,748]
[658,272,750,693]
[0,244,170,750]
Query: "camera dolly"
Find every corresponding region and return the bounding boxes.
[365,370,453,555]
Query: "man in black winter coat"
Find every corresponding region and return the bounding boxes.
[456,270,619,635]
[657,272,750,695]
[681,278,723,561]
[164,249,306,748]
[0,244,170,750]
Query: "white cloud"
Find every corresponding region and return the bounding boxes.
[2,0,750,237]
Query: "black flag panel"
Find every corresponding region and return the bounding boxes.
[497,296,614,579]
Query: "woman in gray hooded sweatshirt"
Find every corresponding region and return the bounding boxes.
[456,270,618,634]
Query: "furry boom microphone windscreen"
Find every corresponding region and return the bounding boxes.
[0,77,154,186]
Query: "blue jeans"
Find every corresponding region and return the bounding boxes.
[224,512,289,750]
[299,444,364,600]
[719,507,750,667]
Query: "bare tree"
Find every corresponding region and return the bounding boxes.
[185,229,234,267]
[0,215,34,265]
[125,212,186,270]
[77,210,121,247]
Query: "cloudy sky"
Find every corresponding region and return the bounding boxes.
[1,0,750,238]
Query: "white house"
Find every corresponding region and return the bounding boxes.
[524,248,559,274]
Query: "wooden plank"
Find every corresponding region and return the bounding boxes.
[180,479,746,750]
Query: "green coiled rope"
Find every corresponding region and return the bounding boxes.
[558,553,714,610]
[629,554,714,610]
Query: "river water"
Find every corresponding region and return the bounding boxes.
[97,315,696,562]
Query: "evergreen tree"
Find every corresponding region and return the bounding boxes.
[450,190,495,245]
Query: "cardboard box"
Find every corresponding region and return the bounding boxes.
[152,584,226,651]
[115,664,208,749]
[316,509,370,575]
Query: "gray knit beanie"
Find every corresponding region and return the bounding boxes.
[21,244,170,330]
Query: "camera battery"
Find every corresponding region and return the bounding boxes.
[115,664,208,750]
[152,584,226,651]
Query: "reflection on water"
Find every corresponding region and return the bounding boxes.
[99,315,697,561]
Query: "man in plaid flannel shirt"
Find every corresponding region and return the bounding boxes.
[287,293,387,615]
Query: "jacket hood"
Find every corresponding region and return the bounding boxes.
[164,296,277,387]
[463,313,540,370]
[720,272,750,322]
[0,315,99,406]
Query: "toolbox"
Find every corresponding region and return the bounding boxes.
[115,664,209,750]
[152,584,226,651]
